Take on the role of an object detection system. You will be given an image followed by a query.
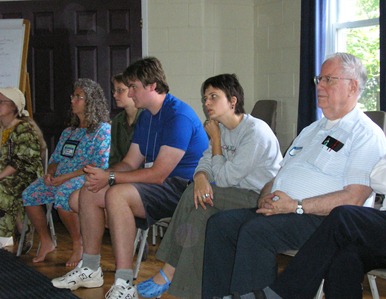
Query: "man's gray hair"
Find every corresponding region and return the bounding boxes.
[325,52,367,95]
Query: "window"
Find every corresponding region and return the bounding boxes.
[326,0,380,111]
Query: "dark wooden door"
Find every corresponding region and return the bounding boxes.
[0,0,142,154]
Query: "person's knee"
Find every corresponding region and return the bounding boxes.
[105,184,125,200]
[237,216,270,246]
[79,185,103,209]
[178,184,194,206]
[57,205,72,215]
[105,185,135,209]
[330,205,351,216]
[328,205,359,226]
[79,185,92,202]
[105,186,118,209]
[69,191,79,213]
[207,212,227,232]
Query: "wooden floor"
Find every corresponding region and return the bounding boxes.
[6,221,386,299]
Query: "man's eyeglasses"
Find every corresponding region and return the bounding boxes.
[314,75,353,85]
[70,94,85,101]
[112,88,128,94]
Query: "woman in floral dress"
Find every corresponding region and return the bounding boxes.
[0,88,45,251]
[23,78,111,265]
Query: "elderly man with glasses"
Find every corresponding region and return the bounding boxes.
[202,52,386,299]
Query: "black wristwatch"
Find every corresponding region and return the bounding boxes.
[108,171,116,186]
[296,199,304,214]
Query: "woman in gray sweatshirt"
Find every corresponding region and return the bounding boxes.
[137,73,283,299]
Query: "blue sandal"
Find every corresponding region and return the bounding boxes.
[137,269,171,298]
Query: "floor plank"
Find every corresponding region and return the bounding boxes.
[7,221,386,298]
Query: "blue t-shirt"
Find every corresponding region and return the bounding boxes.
[132,93,208,180]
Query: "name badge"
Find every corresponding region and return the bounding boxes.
[144,162,154,168]
[61,140,80,158]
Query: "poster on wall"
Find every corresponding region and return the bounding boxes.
[0,19,25,88]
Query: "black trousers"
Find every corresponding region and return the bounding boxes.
[202,208,324,298]
[271,206,386,299]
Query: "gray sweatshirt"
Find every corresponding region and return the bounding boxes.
[194,114,282,193]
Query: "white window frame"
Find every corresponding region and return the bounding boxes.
[325,0,380,110]
[325,0,379,55]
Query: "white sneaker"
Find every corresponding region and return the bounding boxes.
[105,278,138,299]
[51,265,104,291]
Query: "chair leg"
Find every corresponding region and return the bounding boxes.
[16,216,29,257]
[368,274,380,299]
[152,224,157,246]
[133,228,149,280]
[45,203,57,247]
[159,226,164,238]
[314,279,324,299]
[133,228,141,256]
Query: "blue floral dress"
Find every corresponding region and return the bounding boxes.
[22,122,111,211]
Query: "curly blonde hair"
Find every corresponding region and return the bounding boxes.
[69,78,110,132]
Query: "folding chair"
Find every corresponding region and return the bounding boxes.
[251,99,278,134]
[368,269,386,299]
[366,193,386,299]
[133,218,171,278]
[152,217,171,246]
[133,228,149,279]
[364,111,386,134]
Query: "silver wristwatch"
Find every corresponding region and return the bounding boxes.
[296,199,304,214]
[108,171,116,186]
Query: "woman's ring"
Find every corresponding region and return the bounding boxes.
[205,193,210,198]
[201,195,206,200]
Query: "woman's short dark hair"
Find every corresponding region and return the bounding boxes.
[123,57,169,94]
[201,73,245,114]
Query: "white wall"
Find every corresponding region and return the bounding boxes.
[146,0,301,153]
[254,0,301,152]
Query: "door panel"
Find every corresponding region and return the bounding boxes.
[0,0,142,154]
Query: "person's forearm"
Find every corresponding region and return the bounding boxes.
[0,165,17,180]
[60,167,86,181]
[256,179,274,207]
[111,160,135,172]
[47,163,58,175]
[300,185,372,216]
[211,137,222,156]
[259,179,274,197]
[193,171,209,182]
[114,167,168,185]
